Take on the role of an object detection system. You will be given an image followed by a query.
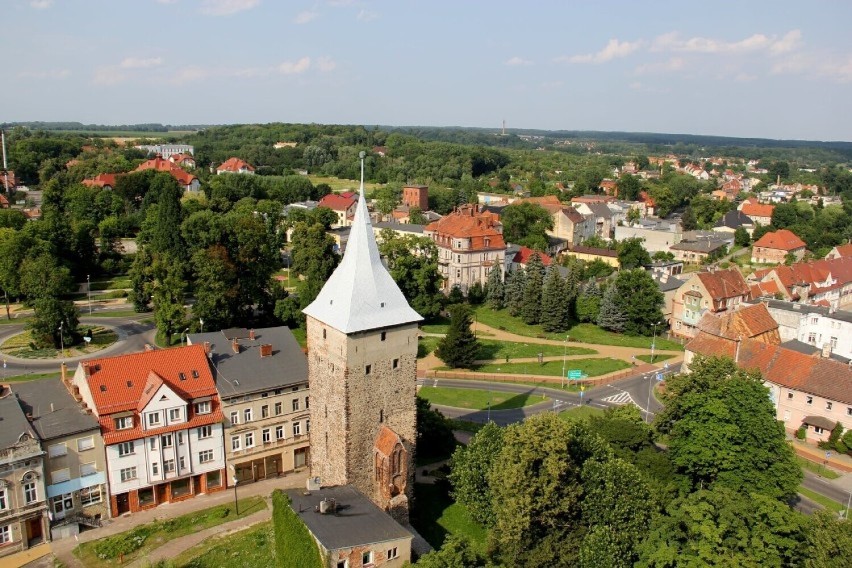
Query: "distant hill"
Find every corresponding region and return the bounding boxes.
[0,121,209,133]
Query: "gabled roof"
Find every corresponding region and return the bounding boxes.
[520,195,563,214]
[424,206,505,250]
[753,229,807,251]
[827,244,852,259]
[714,210,753,229]
[749,280,782,299]
[303,161,423,334]
[82,173,119,188]
[695,268,749,300]
[0,390,39,450]
[13,379,99,440]
[134,156,197,187]
[375,425,403,458]
[696,303,779,340]
[217,157,255,172]
[751,257,852,294]
[513,246,551,266]
[318,193,357,212]
[740,201,775,218]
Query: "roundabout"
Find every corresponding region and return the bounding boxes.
[0,325,118,360]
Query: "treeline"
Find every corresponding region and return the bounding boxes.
[1,122,205,132]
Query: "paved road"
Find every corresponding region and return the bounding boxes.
[802,471,852,507]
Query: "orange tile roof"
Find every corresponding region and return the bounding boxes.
[318,193,357,211]
[749,280,781,299]
[425,206,505,251]
[740,202,774,218]
[82,173,119,188]
[374,425,402,457]
[829,244,852,258]
[696,303,779,340]
[751,257,852,296]
[753,229,807,251]
[520,195,563,214]
[134,157,197,187]
[513,246,551,266]
[696,268,749,301]
[217,157,255,172]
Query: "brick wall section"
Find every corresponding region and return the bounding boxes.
[307,318,418,523]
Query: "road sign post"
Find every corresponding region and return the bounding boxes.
[568,370,582,380]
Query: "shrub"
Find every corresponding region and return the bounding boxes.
[271,490,323,568]
[796,426,807,440]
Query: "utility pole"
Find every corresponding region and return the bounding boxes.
[87,274,92,315]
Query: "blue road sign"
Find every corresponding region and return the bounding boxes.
[656,372,664,381]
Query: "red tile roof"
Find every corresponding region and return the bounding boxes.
[82,173,119,188]
[425,205,506,251]
[695,303,779,341]
[752,229,807,251]
[134,156,197,188]
[740,202,775,219]
[217,157,255,173]
[520,195,563,214]
[751,257,852,297]
[318,193,357,212]
[513,246,551,266]
[828,244,852,259]
[749,280,781,299]
[696,268,749,301]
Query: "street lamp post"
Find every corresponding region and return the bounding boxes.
[182,327,190,346]
[651,321,660,364]
[229,464,239,515]
[199,318,204,334]
[561,334,569,389]
[87,274,92,315]
[58,321,64,360]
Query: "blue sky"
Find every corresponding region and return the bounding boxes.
[3,0,851,141]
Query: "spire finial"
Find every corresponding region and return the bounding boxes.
[359,150,366,197]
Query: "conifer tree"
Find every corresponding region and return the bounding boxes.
[435,304,479,369]
[486,266,505,309]
[576,279,602,323]
[540,268,569,332]
[505,268,526,317]
[597,282,627,332]
[562,260,582,321]
[521,253,545,325]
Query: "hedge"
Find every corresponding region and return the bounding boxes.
[272,489,324,568]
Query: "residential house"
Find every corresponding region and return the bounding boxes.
[572,202,613,239]
[424,204,505,293]
[713,210,754,235]
[169,153,196,168]
[753,299,852,361]
[825,244,852,260]
[81,173,118,190]
[372,222,426,243]
[401,185,428,211]
[646,260,684,276]
[0,387,49,559]
[287,486,413,568]
[671,268,750,338]
[751,229,807,264]
[614,219,682,253]
[748,256,852,309]
[651,272,687,326]
[670,236,729,264]
[520,196,593,245]
[134,155,201,192]
[561,245,620,267]
[216,158,255,175]
[187,328,311,484]
[69,345,227,517]
[507,246,551,272]
[318,193,358,228]
[134,144,194,160]
[599,179,617,196]
[476,192,516,206]
[13,377,109,540]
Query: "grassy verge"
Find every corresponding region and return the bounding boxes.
[308,175,382,192]
[2,373,60,383]
[636,354,674,364]
[421,316,450,334]
[418,336,596,360]
[419,386,548,411]
[462,357,630,378]
[418,336,441,358]
[474,307,683,351]
[0,327,118,359]
[89,278,131,291]
[73,497,266,568]
[447,419,485,434]
[796,455,841,480]
[798,486,846,514]
[559,405,606,421]
[289,327,306,349]
[411,483,487,554]
[84,310,146,318]
[170,522,276,568]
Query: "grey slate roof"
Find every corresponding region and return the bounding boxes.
[187,326,307,398]
[303,161,423,334]
[714,210,754,229]
[13,379,99,441]
[373,222,425,234]
[781,339,851,364]
[586,202,613,219]
[754,299,852,325]
[670,239,728,253]
[0,390,38,449]
[651,273,686,292]
[286,485,412,551]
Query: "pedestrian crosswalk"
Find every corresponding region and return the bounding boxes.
[602,391,634,405]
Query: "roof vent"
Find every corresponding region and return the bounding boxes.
[126,381,132,387]
[232,339,240,354]
[249,329,256,341]
[192,370,199,378]
[179,372,186,381]
[99,385,106,392]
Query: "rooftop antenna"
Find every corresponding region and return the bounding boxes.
[359,150,366,196]
[1,131,8,193]
[501,119,506,136]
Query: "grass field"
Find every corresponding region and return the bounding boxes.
[307,175,383,193]
[798,486,846,514]
[796,455,841,480]
[474,306,684,351]
[411,483,487,554]
[417,336,596,360]
[89,278,132,291]
[469,357,630,378]
[73,497,266,568]
[290,327,306,348]
[418,386,548,411]
[1,372,60,383]
[636,353,674,364]
[421,316,450,334]
[170,522,277,568]
[559,405,606,421]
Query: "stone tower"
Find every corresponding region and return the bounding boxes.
[303,155,422,523]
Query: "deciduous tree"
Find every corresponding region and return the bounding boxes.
[448,421,504,527]
[501,202,553,251]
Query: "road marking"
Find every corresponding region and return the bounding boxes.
[602,392,634,405]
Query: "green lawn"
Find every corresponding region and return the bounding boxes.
[411,483,487,554]
[170,522,277,568]
[89,278,131,291]
[2,373,60,383]
[73,497,266,568]
[474,307,683,351]
[85,310,146,318]
[418,336,596,360]
[559,405,605,421]
[798,486,846,514]
[308,175,383,192]
[796,455,841,480]
[636,353,674,364]
[470,357,630,378]
[0,326,118,359]
[421,316,451,334]
[418,386,548,411]
[289,326,307,349]
[418,336,441,358]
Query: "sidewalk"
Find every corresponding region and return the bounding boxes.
[50,471,309,568]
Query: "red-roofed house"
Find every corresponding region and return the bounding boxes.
[70,345,226,517]
[825,244,852,260]
[510,246,551,271]
[318,193,358,227]
[216,157,255,175]
[134,155,201,192]
[425,204,506,293]
[748,256,852,309]
[82,173,119,190]
[671,268,750,338]
[521,195,592,245]
[738,199,774,226]
[751,229,807,264]
[599,179,618,196]
[169,153,196,168]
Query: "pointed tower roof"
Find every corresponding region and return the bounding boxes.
[303,155,423,334]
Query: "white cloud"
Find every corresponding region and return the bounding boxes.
[562,39,643,64]
[119,57,163,69]
[278,57,312,75]
[18,68,70,79]
[634,57,684,75]
[200,0,259,16]
[356,9,378,22]
[170,66,210,84]
[652,30,802,56]
[316,56,336,72]
[505,56,532,67]
[772,52,852,83]
[294,10,318,24]
[93,67,127,86]
[770,30,802,55]
[29,0,53,9]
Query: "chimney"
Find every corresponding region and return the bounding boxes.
[735,336,742,363]
[60,362,68,384]
[822,342,832,358]
[82,361,92,378]
[232,339,240,354]
[260,344,273,358]
[249,329,256,341]
[203,341,211,354]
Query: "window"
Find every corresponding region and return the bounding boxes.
[831,337,838,350]
[150,438,158,451]
[152,462,159,476]
[48,443,67,458]
[230,411,239,425]
[77,436,95,451]
[115,416,133,430]
[815,426,825,435]
[0,525,10,544]
[262,429,271,444]
[147,412,162,427]
[164,459,175,473]
[365,364,372,375]
[80,462,97,477]
[52,493,73,516]
[261,405,269,419]
[80,486,101,506]
[808,332,817,344]
[787,392,794,400]
[51,469,71,484]
[362,551,373,565]
[381,332,387,341]
[306,419,310,432]
[276,425,285,440]
[393,358,399,369]
[178,432,184,446]
[293,422,302,436]
[195,401,211,415]
[179,456,186,470]
[199,450,214,463]
[292,399,300,412]
[0,489,6,510]
[848,407,852,416]
[387,547,398,560]
[231,436,241,451]
[245,432,255,448]
[198,425,212,439]
[118,441,135,457]
[305,397,309,409]
[807,396,814,405]
[811,317,819,324]
[206,470,222,488]
[23,482,37,504]
[274,402,283,416]
[169,408,182,423]
[162,434,173,448]
[244,408,253,423]
[826,402,833,411]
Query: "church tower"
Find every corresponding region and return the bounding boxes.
[303,153,422,523]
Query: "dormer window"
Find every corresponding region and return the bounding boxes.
[147,412,162,427]
[115,416,132,430]
[192,370,199,378]
[179,372,186,381]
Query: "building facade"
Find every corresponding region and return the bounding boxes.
[755,299,852,361]
[670,268,750,338]
[401,185,428,210]
[751,229,807,264]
